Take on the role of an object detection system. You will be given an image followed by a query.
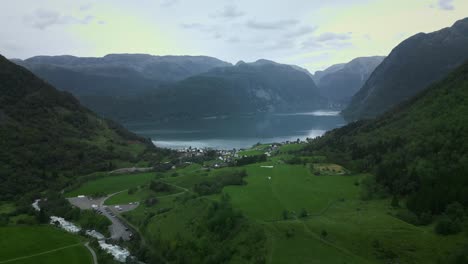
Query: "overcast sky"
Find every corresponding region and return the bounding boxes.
[1,0,467,72]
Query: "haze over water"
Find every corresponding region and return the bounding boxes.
[124,110,345,150]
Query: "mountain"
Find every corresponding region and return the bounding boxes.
[13,54,231,97]
[307,60,468,215]
[0,54,158,200]
[343,17,468,120]
[312,63,346,84]
[314,56,385,104]
[89,59,328,121]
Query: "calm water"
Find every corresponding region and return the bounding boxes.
[124,111,346,150]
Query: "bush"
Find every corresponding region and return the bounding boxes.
[299,208,308,218]
[194,170,247,195]
[145,197,159,207]
[236,155,267,166]
[396,210,419,225]
[446,202,465,221]
[418,212,433,225]
[128,187,137,195]
[435,216,462,235]
[149,181,172,193]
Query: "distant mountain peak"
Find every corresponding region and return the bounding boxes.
[312,56,385,104]
[235,60,247,66]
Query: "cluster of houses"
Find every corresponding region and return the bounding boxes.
[34,200,134,263]
[171,139,307,169]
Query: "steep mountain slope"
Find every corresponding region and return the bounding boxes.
[312,63,345,84]
[90,59,327,121]
[307,60,468,215]
[0,55,157,200]
[13,54,231,97]
[343,17,468,120]
[315,56,385,103]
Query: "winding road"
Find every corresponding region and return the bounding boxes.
[84,242,98,264]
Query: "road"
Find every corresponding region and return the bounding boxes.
[68,193,137,241]
[84,242,98,264]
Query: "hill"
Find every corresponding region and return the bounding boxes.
[13,54,231,96]
[88,59,328,121]
[307,60,468,215]
[314,56,385,104]
[0,54,158,200]
[343,17,468,120]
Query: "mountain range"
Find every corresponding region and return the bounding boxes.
[15,57,327,121]
[12,54,231,97]
[90,59,328,121]
[313,56,385,104]
[343,17,468,121]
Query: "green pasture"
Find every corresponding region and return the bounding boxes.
[0,226,92,264]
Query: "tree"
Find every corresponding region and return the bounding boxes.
[435,216,461,235]
[321,230,328,238]
[445,202,464,221]
[391,196,400,208]
[282,210,289,220]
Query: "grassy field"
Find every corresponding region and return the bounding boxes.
[69,145,464,263]
[0,226,92,264]
[105,184,182,205]
[66,172,156,197]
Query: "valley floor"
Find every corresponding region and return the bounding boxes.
[63,143,465,263]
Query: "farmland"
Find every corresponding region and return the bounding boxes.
[62,143,466,263]
[0,226,92,264]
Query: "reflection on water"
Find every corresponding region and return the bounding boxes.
[123,111,345,150]
[274,110,341,116]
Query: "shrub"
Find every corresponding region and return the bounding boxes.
[396,210,420,225]
[435,216,462,235]
[149,181,172,193]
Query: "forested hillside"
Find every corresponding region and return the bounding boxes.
[343,17,468,120]
[306,60,468,216]
[0,55,161,201]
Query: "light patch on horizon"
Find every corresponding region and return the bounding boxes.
[290,0,468,71]
[70,4,183,57]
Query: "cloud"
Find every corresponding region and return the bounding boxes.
[215,5,245,19]
[284,26,317,38]
[227,37,240,43]
[301,39,323,50]
[246,19,299,30]
[268,39,295,50]
[301,32,353,50]
[438,0,455,10]
[180,23,205,30]
[24,9,94,30]
[315,32,352,42]
[161,0,178,7]
[79,3,93,11]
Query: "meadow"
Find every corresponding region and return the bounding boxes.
[0,226,92,264]
[64,143,465,263]
[66,172,156,197]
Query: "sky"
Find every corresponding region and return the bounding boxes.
[1,0,468,72]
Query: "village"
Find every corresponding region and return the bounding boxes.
[173,138,310,169]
